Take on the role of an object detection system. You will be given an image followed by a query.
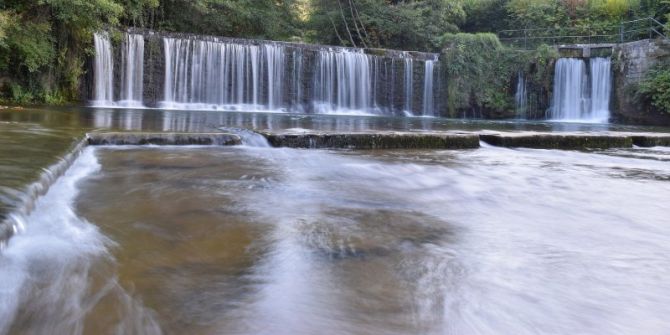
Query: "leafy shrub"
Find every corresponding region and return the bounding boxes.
[637,65,670,113]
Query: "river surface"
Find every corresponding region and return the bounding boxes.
[1,117,670,334]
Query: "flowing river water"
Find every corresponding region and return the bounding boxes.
[1,107,670,334]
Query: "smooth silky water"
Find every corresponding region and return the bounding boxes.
[1,129,670,334]
[2,106,670,334]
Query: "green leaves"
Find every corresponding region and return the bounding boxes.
[637,65,670,114]
[6,18,54,73]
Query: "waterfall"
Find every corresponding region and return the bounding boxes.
[404,58,414,115]
[422,60,435,116]
[265,45,285,111]
[515,71,528,119]
[119,34,144,107]
[92,31,440,116]
[550,57,611,123]
[291,49,304,113]
[312,49,375,115]
[161,37,285,111]
[92,33,114,105]
[589,57,612,123]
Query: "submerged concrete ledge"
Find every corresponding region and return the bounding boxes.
[258,131,481,149]
[479,132,634,149]
[86,132,241,146]
[630,134,670,147]
[480,131,670,149]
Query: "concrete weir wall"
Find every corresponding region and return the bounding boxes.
[86,30,441,116]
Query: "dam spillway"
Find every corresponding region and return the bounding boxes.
[91,31,440,116]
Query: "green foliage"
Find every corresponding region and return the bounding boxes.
[460,0,508,33]
[8,83,35,103]
[441,33,516,117]
[154,0,301,40]
[308,0,465,51]
[6,19,54,73]
[637,65,670,114]
[440,33,558,118]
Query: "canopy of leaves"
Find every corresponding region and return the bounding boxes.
[307,0,465,51]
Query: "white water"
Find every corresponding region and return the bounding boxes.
[312,49,375,114]
[92,33,440,115]
[119,34,145,107]
[93,33,146,108]
[92,33,114,106]
[515,71,528,119]
[0,148,160,334]
[422,60,435,116]
[590,57,612,122]
[404,58,414,115]
[161,38,285,112]
[550,57,611,123]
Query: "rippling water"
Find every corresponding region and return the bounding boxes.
[2,142,669,334]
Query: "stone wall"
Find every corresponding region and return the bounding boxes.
[612,39,670,125]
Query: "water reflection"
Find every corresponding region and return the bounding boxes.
[6,106,670,134]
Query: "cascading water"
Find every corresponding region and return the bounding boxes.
[515,71,528,119]
[551,58,588,121]
[92,33,114,105]
[119,34,145,107]
[92,31,440,116]
[291,49,304,113]
[550,57,611,122]
[422,60,435,116]
[404,58,414,115]
[312,49,375,115]
[589,57,612,122]
[161,38,285,111]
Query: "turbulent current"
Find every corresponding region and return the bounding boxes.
[2,142,669,334]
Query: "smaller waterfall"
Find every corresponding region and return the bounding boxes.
[515,71,528,119]
[589,57,612,123]
[550,57,612,122]
[93,33,114,105]
[119,34,145,107]
[422,60,435,116]
[404,58,414,115]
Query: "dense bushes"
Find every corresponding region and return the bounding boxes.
[440,33,558,118]
[636,65,670,114]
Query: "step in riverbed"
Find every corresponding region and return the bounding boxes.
[479,131,670,149]
[86,132,241,146]
[257,130,481,149]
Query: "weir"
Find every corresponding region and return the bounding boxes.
[91,31,440,116]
